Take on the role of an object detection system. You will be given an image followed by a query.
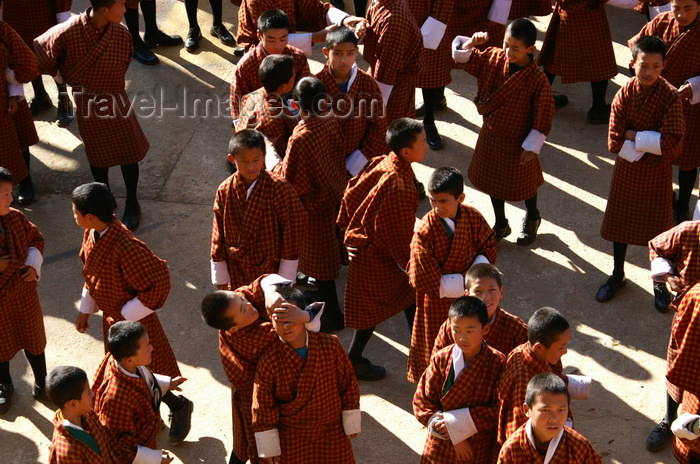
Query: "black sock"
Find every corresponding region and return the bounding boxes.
[162,390,185,411]
[121,163,140,203]
[677,168,698,213]
[665,392,680,423]
[544,70,556,85]
[24,351,47,388]
[140,0,159,36]
[421,87,443,126]
[21,150,31,180]
[31,76,47,99]
[404,303,416,334]
[591,80,608,110]
[348,327,375,365]
[123,8,145,47]
[185,0,199,28]
[56,83,70,110]
[524,194,539,220]
[353,0,367,17]
[316,280,342,320]
[209,0,223,26]
[0,362,11,385]
[490,197,507,227]
[229,451,246,464]
[90,165,110,188]
[612,242,628,278]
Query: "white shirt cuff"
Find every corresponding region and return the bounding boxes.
[5,67,20,85]
[288,33,313,56]
[444,407,478,444]
[347,149,369,177]
[421,16,447,50]
[451,36,473,63]
[607,0,639,8]
[24,246,43,279]
[260,274,293,293]
[649,2,672,18]
[427,412,448,440]
[153,373,171,394]
[304,302,324,332]
[488,0,513,25]
[566,374,592,400]
[695,198,700,221]
[376,82,393,108]
[471,254,490,267]
[342,409,362,435]
[688,76,700,105]
[672,413,700,440]
[618,140,645,162]
[327,7,350,26]
[79,287,99,314]
[133,445,162,464]
[651,257,674,281]
[277,259,299,282]
[265,139,282,171]
[439,274,466,299]
[635,131,663,155]
[521,129,547,155]
[56,11,72,23]
[211,260,231,286]
[255,429,282,457]
[121,297,154,322]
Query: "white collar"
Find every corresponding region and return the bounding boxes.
[330,63,359,90]
[92,226,109,242]
[61,419,85,432]
[246,178,258,200]
[442,217,456,233]
[115,359,142,379]
[525,419,564,464]
[451,344,465,380]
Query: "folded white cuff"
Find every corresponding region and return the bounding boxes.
[342,409,362,435]
[265,139,282,171]
[288,33,313,56]
[635,130,662,155]
[327,7,350,26]
[255,429,282,457]
[439,274,466,298]
[566,374,592,400]
[488,0,513,25]
[211,260,231,286]
[521,129,547,155]
[376,81,393,108]
[427,412,449,440]
[607,0,639,8]
[347,149,369,177]
[260,274,293,293]
[672,413,700,440]
[121,297,154,322]
[471,254,490,267]
[56,11,72,23]
[153,373,171,394]
[132,445,162,464]
[421,16,447,50]
[650,257,674,281]
[688,76,700,105]
[444,407,477,444]
[304,301,324,332]
[451,36,473,63]
[24,246,43,279]
[277,259,299,282]
[649,2,672,18]
[79,287,99,314]
[5,68,20,85]
[618,140,645,162]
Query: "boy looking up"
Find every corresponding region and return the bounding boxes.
[406,167,497,383]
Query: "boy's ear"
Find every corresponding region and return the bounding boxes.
[457,192,466,204]
[322,47,329,59]
[482,323,490,336]
[256,30,263,42]
[532,341,543,352]
[629,59,636,69]
[523,403,531,417]
[526,44,536,55]
[227,154,236,164]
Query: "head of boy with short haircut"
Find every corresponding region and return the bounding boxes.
[259,54,295,95]
[527,307,570,366]
[465,263,504,319]
[427,167,465,221]
[323,26,359,84]
[91,0,126,24]
[386,118,428,164]
[71,182,117,230]
[293,77,327,117]
[503,18,537,67]
[0,168,13,217]
[631,35,666,90]
[270,286,307,349]
[671,0,700,28]
[201,290,260,333]
[107,321,152,373]
[227,129,266,187]
[448,296,490,362]
[257,9,290,55]
[46,366,94,418]
[524,372,570,445]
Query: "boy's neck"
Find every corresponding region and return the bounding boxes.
[461,342,483,364]
[329,65,352,85]
[487,306,499,321]
[60,408,84,427]
[87,8,109,29]
[528,344,550,365]
[93,220,109,234]
[532,428,555,452]
[117,360,138,375]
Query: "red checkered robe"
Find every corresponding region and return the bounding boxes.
[459,48,554,201]
[92,354,162,463]
[666,284,700,408]
[252,332,360,463]
[674,391,700,464]
[448,0,505,71]
[633,0,670,16]
[509,0,553,19]
[497,424,602,464]
[230,43,310,119]
[0,208,45,362]
[413,344,506,464]
[432,306,528,359]
[496,343,568,447]
[34,11,149,168]
[600,77,685,246]
[364,0,424,123]
[629,13,700,170]
[236,89,299,156]
[2,0,72,46]
[49,410,119,464]
[212,169,306,291]
[80,217,180,378]
[337,152,418,329]
[236,0,330,52]
[406,0,455,89]
[278,116,347,280]
[11,99,38,152]
[406,205,498,384]
[1,21,39,183]
[315,64,388,159]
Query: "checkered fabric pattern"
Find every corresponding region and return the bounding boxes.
[80,217,181,377]
[406,0,455,89]
[49,410,120,464]
[447,0,505,73]
[212,170,306,291]
[406,205,497,384]
[413,344,505,464]
[497,424,603,463]
[649,221,700,287]
[432,306,528,360]
[508,0,553,19]
[634,0,670,16]
[0,209,45,362]
[666,284,700,400]
[12,99,38,151]
[315,65,388,159]
[34,13,149,167]
[279,117,347,280]
[252,332,360,463]
[337,153,419,329]
[364,0,424,123]
[230,43,310,118]
[2,0,71,46]
[92,354,162,463]
[236,0,330,51]
[600,77,685,246]
[674,391,700,464]
[458,48,554,201]
[630,13,700,170]
[237,90,299,156]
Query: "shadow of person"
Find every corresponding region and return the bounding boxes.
[164,435,229,464]
[0,429,42,463]
[353,410,422,464]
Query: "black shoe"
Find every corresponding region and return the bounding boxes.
[233,46,246,57]
[415,180,427,200]
[185,27,202,52]
[168,395,193,443]
[32,383,47,401]
[493,222,511,242]
[653,281,673,313]
[674,208,690,226]
[354,357,386,381]
[210,24,236,46]
[144,30,183,48]
[29,93,52,116]
[18,176,35,205]
[595,274,626,303]
[122,200,141,231]
[424,123,443,150]
[415,96,447,117]
[0,383,14,414]
[553,94,568,109]
[133,44,159,65]
[587,105,611,125]
[516,216,541,246]
[646,419,672,452]
[56,97,73,127]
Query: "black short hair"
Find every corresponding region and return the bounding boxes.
[448,295,489,326]
[46,366,89,409]
[325,26,358,49]
[259,55,295,93]
[465,263,503,289]
[632,35,666,61]
[507,18,537,48]
[228,129,266,157]
[525,372,570,407]
[71,183,117,223]
[428,167,464,198]
[258,9,290,33]
[107,321,147,362]
[0,167,13,184]
[277,286,307,309]
[293,77,326,113]
[201,291,235,331]
[386,118,424,154]
[528,307,569,348]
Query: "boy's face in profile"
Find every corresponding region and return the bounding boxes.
[0,181,13,217]
[72,381,96,416]
[71,203,93,230]
[101,0,126,24]
[258,28,289,55]
[229,147,265,186]
[450,315,488,361]
[223,292,259,333]
[323,42,358,81]
[126,333,154,367]
[672,0,700,27]
[467,277,503,319]
[631,51,664,90]
[533,328,570,365]
[400,129,429,164]
[525,392,569,444]
[428,191,465,221]
[503,32,535,67]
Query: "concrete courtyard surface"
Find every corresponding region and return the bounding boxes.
[0,1,684,462]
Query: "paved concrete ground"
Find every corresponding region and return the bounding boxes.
[0,1,683,462]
